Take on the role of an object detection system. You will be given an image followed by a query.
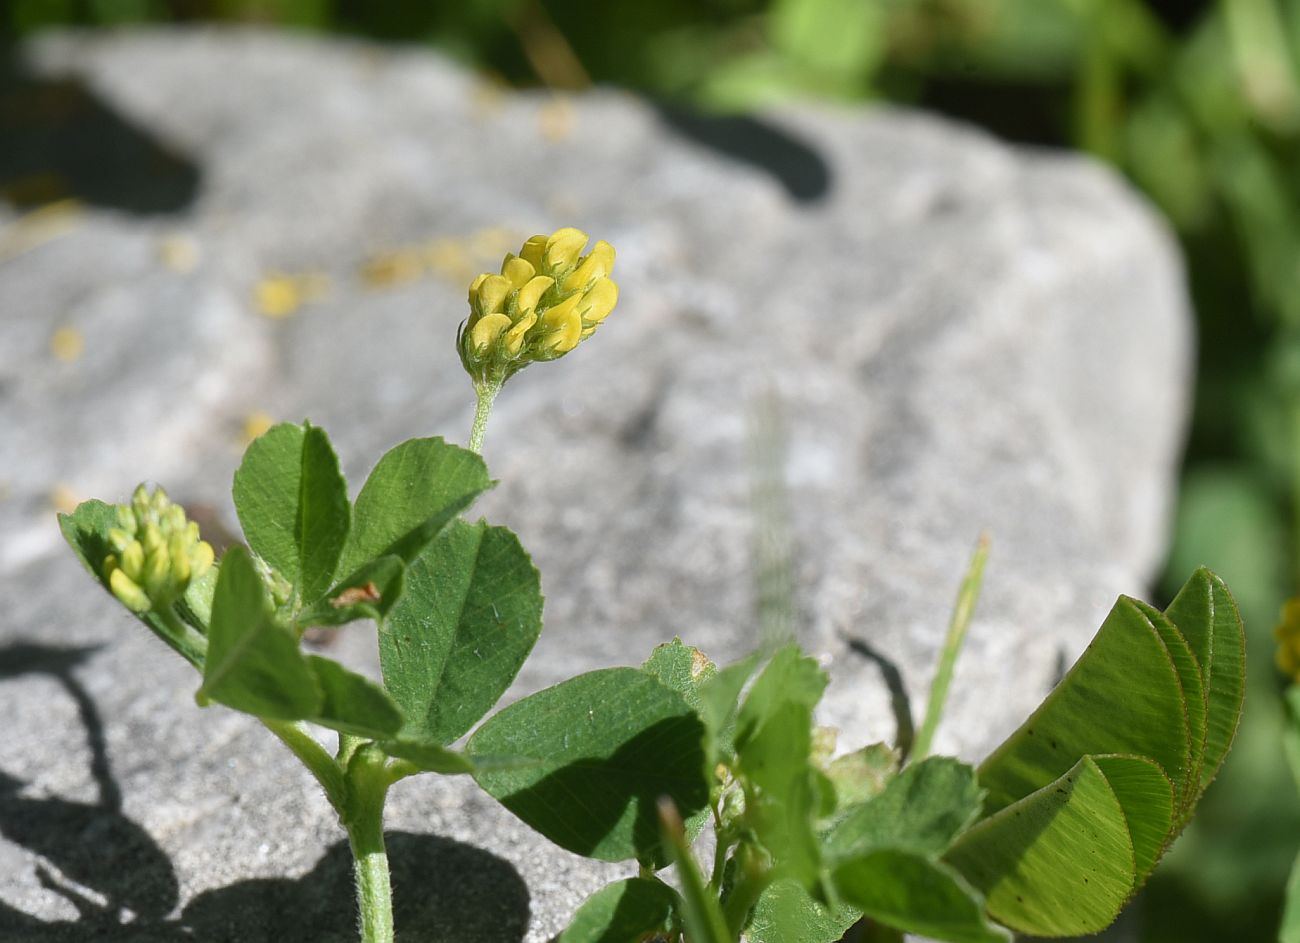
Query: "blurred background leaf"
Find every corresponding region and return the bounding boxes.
[6,0,1300,938]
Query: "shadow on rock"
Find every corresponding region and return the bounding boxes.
[0,48,200,213]
[0,642,529,943]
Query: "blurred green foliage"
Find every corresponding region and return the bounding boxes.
[6,0,1300,938]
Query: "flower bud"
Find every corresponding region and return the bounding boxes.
[458,226,620,386]
[101,485,215,615]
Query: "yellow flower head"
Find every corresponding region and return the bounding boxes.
[103,484,214,614]
[458,227,619,385]
[1275,597,1300,681]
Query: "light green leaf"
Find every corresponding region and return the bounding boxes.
[232,422,350,601]
[823,743,898,810]
[945,756,1148,937]
[469,668,709,863]
[198,545,322,719]
[734,646,828,886]
[381,738,476,775]
[697,653,760,764]
[304,655,403,739]
[642,638,716,714]
[1164,566,1246,794]
[976,597,1190,815]
[559,878,678,943]
[823,756,983,863]
[833,850,1009,943]
[380,520,541,745]
[1091,754,1174,884]
[745,878,861,943]
[338,437,491,576]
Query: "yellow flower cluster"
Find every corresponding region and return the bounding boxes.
[1276,597,1300,681]
[103,485,215,614]
[458,227,618,384]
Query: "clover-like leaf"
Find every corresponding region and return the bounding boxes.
[338,437,491,576]
[380,520,541,746]
[469,668,709,864]
[233,422,351,603]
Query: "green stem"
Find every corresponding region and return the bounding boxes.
[346,745,394,943]
[469,377,503,454]
[262,719,349,816]
[912,534,990,761]
[153,606,208,670]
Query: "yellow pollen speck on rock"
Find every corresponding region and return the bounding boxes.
[50,327,84,363]
[256,275,303,318]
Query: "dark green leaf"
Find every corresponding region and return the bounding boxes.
[945,756,1148,937]
[198,546,322,719]
[297,556,405,628]
[232,422,351,601]
[559,878,678,943]
[1132,598,1204,814]
[469,668,709,863]
[833,850,1008,943]
[380,520,541,745]
[823,756,983,862]
[338,437,491,575]
[745,878,861,943]
[305,655,403,739]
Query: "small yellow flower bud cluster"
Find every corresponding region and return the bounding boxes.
[103,485,215,614]
[1276,597,1300,681]
[458,227,618,384]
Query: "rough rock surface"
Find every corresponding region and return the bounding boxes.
[0,27,1190,942]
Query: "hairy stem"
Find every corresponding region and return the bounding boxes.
[912,534,990,761]
[469,377,503,454]
[347,745,394,943]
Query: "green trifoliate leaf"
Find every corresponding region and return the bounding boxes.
[232,422,350,603]
[198,545,322,719]
[469,668,708,864]
[380,520,541,745]
[976,597,1191,816]
[337,437,491,577]
[559,878,679,943]
[945,755,1170,937]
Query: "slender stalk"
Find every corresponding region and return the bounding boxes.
[912,534,990,761]
[469,377,503,454]
[261,719,349,816]
[346,744,395,943]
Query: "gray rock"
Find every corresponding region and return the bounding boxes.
[0,26,1189,942]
